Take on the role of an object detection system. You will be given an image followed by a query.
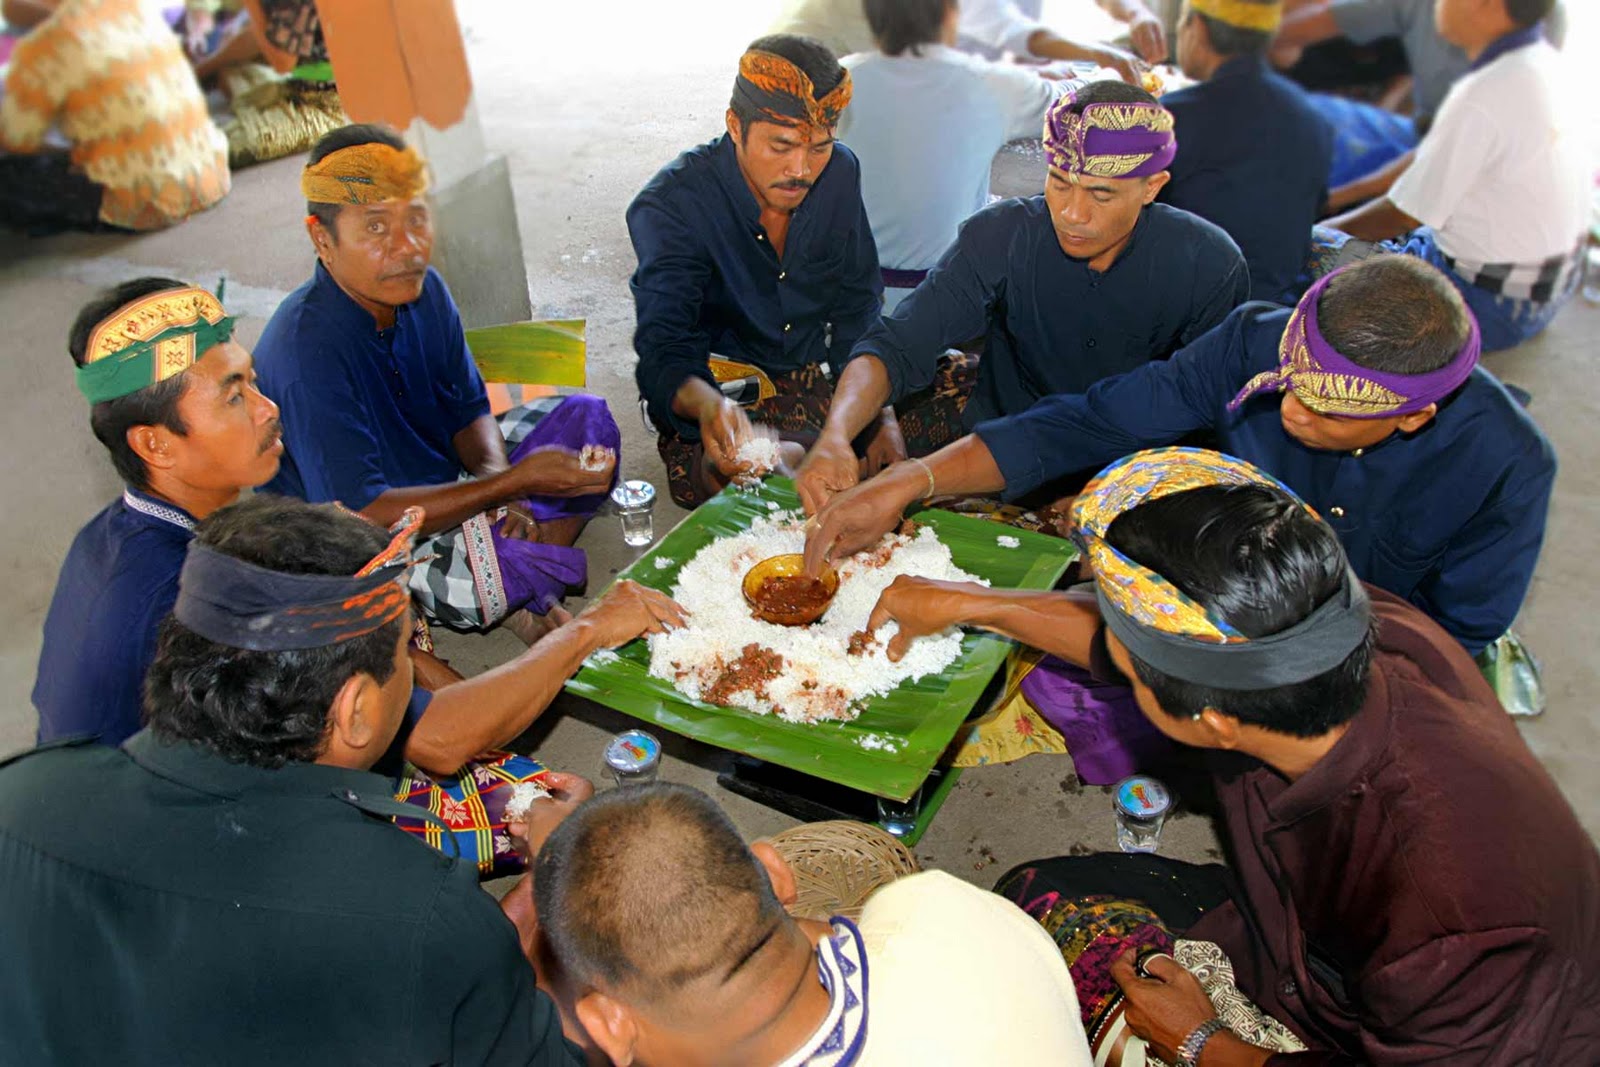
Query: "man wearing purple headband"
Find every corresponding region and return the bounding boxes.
[795,79,1248,514]
[806,256,1555,671]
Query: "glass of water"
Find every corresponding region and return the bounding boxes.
[611,480,656,546]
[604,729,661,788]
[1113,775,1172,853]
[876,786,924,838]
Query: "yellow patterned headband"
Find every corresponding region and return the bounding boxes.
[301,142,430,206]
[1189,0,1283,32]
[76,287,235,404]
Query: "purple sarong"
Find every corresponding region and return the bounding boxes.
[1020,656,1175,786]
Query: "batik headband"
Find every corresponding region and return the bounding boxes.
[1043,88,1176,180]
[1228,268,1480,419]
[731,49,853,132]
[1189,0,1283,33]
[301,142,430,206]
[1071,448,1372,690]
[76,287,236,405]
[173,507,422,652]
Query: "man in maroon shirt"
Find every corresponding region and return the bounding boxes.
[866,447,1600,1064]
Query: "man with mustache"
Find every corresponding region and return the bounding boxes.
[795,79,1249,515]
[253,124,622,642]
[628,34,902,508]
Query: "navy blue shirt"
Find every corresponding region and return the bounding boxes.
[255,263,490,509]
[1161,57,1334,303]
[976,303,1556,652]
[627,134,883,438]
[33,488,432,747]
[853,199,1248,429]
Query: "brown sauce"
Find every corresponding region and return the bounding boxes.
[752,575,833,616]
[703,643,785,705]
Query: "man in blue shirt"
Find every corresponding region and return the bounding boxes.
[806,256,1553,656]
[1161,0,1333,302]
[255,124,620,639]
[796,79,1248,513]
[628,34,890,507]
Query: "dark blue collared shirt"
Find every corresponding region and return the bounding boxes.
[1161,56,1334,303]
[852,199,1248,429]
[627,134,883,438]
[255,263,490,509]
[32,487,431,746]
[975,303,1555,652]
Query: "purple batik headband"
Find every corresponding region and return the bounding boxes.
[1228,268,1481,419]
[1043,89,1176,180]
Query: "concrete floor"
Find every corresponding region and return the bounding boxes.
[1,0,1595,884]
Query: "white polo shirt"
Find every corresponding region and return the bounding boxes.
[1389,41,1590,268]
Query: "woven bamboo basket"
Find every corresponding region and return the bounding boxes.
[766,820,921,922]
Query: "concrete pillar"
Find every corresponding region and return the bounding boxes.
[316,0,532,327]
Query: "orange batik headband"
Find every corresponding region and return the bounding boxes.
[301,142,430,205]
[731,49,853,133]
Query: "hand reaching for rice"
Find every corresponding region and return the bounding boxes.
[866,575,982,662]
[509,445,615,498]
[700,397,760,480]
[504,771,595,863]
[577,579,689,648]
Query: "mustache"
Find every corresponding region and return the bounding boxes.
[772,180,813,191]
[259,419,283,455]
[379,264,428,281]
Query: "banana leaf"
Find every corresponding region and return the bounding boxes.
[465,319,587,389]
[565,478,1076,800]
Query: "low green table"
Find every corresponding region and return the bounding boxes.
[564,478,1076,812]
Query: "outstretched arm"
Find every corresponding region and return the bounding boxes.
[865,576,1104,667]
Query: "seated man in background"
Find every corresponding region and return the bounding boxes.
[1320,0,1586,350]
[866,448,1600,1063]
[840,0,1065,311]
[37,279,684,868]
[1161,0,1333,302]
[797,80,1247,512]
[255,124,620,640]
[0,0,230,233]
[628,34,891,508]
[533,782,1094,1066]
[807,257,1554,663]
[1,501,587,1066]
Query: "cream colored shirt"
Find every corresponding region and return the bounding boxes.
[854,871,1093,1065]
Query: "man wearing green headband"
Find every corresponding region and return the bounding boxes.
[864,449,1600,1064]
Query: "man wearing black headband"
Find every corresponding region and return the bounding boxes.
[0,497,597,1064]
[866,468,1600,1064]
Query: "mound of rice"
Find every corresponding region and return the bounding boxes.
[736,435,782,475]
[647,513,984,723]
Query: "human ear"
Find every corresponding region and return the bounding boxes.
[327,673,379,752]
[1141,170,1171,203]
[126,423,178,473]
[1197,707,1243,750]
[1396,403,1438,434]
[725,109,742,143]
[576,991,638,1067]
[752,840,799,908]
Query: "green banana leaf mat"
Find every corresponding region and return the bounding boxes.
[564,477,1076,800]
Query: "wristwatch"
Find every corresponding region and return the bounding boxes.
[1175,1017,1228,1067]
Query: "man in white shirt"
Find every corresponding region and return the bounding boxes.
[1318,0,1586,350]
[840,0,1064,310]
[533,783,1094,1066]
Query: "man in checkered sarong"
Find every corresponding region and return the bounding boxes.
[253,122,622,643]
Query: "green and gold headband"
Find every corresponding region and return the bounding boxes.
[75,287,236,405]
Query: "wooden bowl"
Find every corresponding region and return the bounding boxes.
[742,553,839,626]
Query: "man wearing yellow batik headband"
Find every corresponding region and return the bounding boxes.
[1157,0,1334,301]
[806,256,1553,673]
[254,124,623,643]
[795,78,1247,516]
[859,447,1600,1065]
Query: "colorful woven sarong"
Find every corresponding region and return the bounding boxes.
[391,750,551,878]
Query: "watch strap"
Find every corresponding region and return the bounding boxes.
[1176,1017,1228,1067]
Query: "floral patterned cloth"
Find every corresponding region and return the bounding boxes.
[391,750,551,879]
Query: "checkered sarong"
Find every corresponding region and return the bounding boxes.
[1441,242,1584,304]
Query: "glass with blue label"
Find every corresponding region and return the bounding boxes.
[1113,775,1172,853]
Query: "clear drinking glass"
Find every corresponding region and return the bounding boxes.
[604,729,661,788]
[611,480,657,546]
[876,786,924,838]
[1113,775,1172,853]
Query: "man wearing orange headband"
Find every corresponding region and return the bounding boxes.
[254,123,622,641]
[863,447,1600,1065]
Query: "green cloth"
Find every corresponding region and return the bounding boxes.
[75,317,236,404]
[0,732,583,1066]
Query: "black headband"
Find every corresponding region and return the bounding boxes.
[1099,569,1373,691]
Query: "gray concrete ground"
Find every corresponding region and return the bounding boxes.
[0,0,1594,886]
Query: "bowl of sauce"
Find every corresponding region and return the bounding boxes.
[742,553,839,626]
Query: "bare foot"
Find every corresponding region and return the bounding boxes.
[502,604,575,646]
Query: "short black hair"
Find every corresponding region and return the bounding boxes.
[1505,0,1554,30]
[70,277,193,492]
[1192,9,1272,58]
[534,783,788,1001]
[143,495,405,769]
[865,0,953,56]
[1067,78,1159,112]
[730,34,845,140]
[305,123,408,238]
[1318,256,1472,375]
[1105,483,1375,738]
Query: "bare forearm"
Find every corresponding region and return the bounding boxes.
[404,618,605,775]
[1198,1032,1276,1067]
[363,473,521,534]
[1095,0,1148,22]
[1274,4,1339,47]
[1323,197,1421,243]
[671,376,725,425]
[1024,28,1111,63]
[453,414,511,479]
[1326,150,1414,212]
[821,357,893,448]
[954,585,1103,667]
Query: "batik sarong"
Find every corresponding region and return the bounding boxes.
[410,394,619,631]
[656,352,978,508]
[1305,92,1417,190]
[391,750,550,879]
